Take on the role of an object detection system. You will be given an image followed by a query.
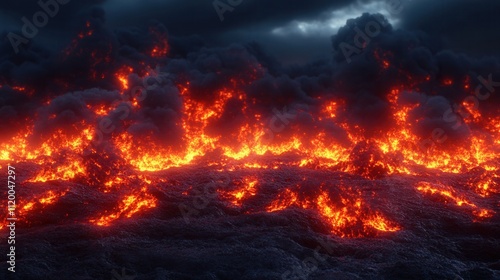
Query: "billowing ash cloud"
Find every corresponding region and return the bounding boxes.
[0,7,499,151]
[330,13,500,140]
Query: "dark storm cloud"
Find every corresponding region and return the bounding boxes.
[104,0,357,35]
[400,0,500,58]
[1,0,106,50]
[0,0,392,62]
[0,1,105,22]
[102,0,365,63]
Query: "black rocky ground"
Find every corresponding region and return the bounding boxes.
[0,163,499,280]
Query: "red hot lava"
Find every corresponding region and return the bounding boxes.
[0,19,498,239]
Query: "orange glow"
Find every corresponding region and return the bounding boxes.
[266,187,400,237]
[416,182,494,219]
[363,214,401,232]
[467,172,499,197]
[118,75,129,90]
[462,100,481,121]
[2,78,497,230]
[17,189,69,217]
[39,191,60,204]
[29,159,86,183]
[315,191,400,237]
[150,27,169,58]
[443,79,453,86]
[1,41,499,233]
[416,182,476,207]
[116,66,134,91]
[219,177,258,207]
[322,101,339,119]
[88,104,113,116]
[22,202,35,212]
[473,209,494,219]
[266,189,301,212]
[90,188,157,226]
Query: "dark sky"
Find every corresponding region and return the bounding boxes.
[1,0,499,63]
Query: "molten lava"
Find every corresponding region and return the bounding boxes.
[0,28,498,238]
[89,187,157,226]
[266,185,400,237]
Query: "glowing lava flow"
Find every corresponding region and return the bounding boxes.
[266,186,400,237]
[106,79,500,182]
[0,188,69,229]
[0,30,498,236]
[218,176,258,207]
[266,189,302,212]
[4,69,499,182]
[416,182,494,219]
[89,187,157,226]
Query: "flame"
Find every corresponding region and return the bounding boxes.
[321,100,339,119]
[116,66,134,91]
[416,182,494,219]
[87,104,113,116]
[467,172,499,197]
[90,187,157,226]
[29,159,86,183]
[266,189,301,212]
[364,213,401,232]
[218,177,258,207]
[315,191,400,237]
[266,187,400,237]
[1,38,499,233]
[416,182,477,207]
[17,189,69,218]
